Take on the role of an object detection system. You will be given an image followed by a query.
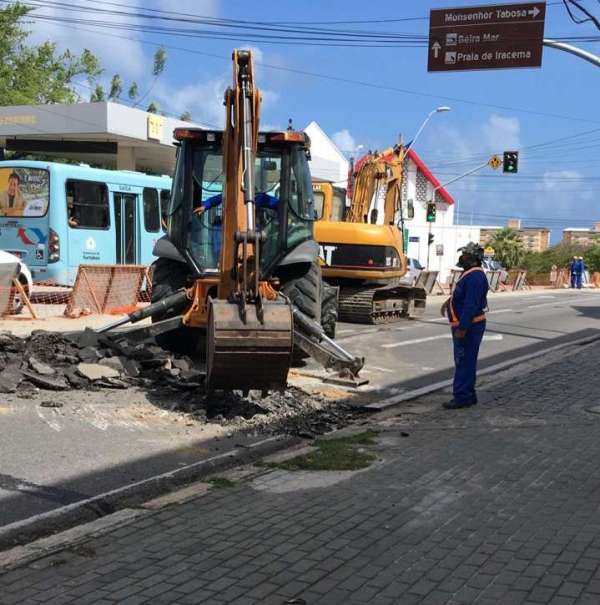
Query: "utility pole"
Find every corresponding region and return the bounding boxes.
[543,39,600,68]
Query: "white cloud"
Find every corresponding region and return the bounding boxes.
[28,1,148,80]
[331,129,356,154]
[481,114,521,152]
[155,75,279,128]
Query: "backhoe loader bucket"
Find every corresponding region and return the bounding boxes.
[206,298,293,391]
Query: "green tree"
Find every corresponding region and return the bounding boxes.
[522,243,588,273]
[153,47,166,77]
[0,3,101,105]
[127,82,138,101]
[583,245,600,273]
[146,102,160,114]
[489,228,526,269]
[90,84,105,102]
[179,111,192,122]
[108,74,122,100]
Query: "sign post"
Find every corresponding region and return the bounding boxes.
[428,2,546,72]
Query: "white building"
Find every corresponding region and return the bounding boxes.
[304,121,349,189]
[400,149,479,282]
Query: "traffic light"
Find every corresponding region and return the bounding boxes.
[428,233,435,245]
[503,151,519,174]
[426,202,436,222]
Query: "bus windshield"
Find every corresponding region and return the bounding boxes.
[0,167,49,217]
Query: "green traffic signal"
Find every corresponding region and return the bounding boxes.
[503,151,519,173]
[426,202,436,222]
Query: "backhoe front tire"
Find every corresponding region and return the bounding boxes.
[151,257,203,357]
[321,283,339,340]
[278,260,322,324]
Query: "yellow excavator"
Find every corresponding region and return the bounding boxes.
[97,50,362,391]
[314,145,426,324]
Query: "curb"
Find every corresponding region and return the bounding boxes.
[362,332,600,412]
[0,433,299,557]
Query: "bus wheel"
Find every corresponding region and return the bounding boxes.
[151,257,204,357]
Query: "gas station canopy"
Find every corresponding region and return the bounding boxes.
[0,101,207,176]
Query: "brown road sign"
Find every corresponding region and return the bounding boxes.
[428,2,546,72]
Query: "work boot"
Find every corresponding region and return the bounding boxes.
[443,400,475,410]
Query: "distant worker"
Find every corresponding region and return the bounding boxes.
[440,242,489,409]
[576,256,586,289]
[0,172,26,216]
[570,256,579,289]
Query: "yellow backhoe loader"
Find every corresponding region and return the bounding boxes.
[97,50,362,392]
[314,145,426,324]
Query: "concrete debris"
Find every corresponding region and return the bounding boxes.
[40,401,63,408]
[29,356,56,376]
[0,366,23,394]
[77,363,120,381]
[22,371,70,391]
[1,331,347,438]
[0,330,200,396]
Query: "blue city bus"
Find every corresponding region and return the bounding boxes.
[0,160,172,285]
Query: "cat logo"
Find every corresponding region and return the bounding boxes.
[319,244,338,266]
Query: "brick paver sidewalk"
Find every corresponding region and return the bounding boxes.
[3,343,600,605]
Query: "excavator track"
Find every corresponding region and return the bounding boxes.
[338,284,427,324]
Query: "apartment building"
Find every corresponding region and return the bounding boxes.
[562,223,600,246]
[479,219,551,253]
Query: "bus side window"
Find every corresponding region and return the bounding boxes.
[160,189,170,231]
[66,180,109,229]
[143,188,160,233]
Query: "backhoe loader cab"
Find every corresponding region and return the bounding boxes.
[167,128,316,278]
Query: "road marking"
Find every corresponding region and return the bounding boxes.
[382,331,504,349]
[483,334,504,341]
[367,366,395,373]
[487,308,513,314]
[382,334,451,348]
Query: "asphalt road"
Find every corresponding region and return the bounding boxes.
[1,288,599,543]
[336,288,600,397]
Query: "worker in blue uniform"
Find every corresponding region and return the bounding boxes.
[441,242,489,409]
[576,256,585,289]
[570,256,578,289]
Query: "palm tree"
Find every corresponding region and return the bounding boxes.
[489,228,526,269]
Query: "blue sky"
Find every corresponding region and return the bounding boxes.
[29,0,600,243]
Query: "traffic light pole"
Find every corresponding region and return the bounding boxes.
[426,159,491,268]
[543,39,600,69]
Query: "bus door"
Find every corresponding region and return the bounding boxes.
[113,192,139,264]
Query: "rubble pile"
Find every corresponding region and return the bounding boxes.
[0,329,359,436]
[0,328,200,394]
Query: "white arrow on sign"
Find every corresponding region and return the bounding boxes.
[431,41,441,58]
[528,6,540,18]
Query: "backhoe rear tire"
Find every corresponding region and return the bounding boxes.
[151,257,203,357]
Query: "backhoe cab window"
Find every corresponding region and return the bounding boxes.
[170,140,313,273]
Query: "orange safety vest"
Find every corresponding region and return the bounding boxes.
[448,267,487,327]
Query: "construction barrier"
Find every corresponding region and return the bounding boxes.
[3,264,152,320]
[448,269,462,293]
[415,270,439,294]
[65,264,152,318]
[0,261,19,317]
[485,270,502,292]
[511,270,528,291]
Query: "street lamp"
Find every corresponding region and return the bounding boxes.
[405,106,451,153]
